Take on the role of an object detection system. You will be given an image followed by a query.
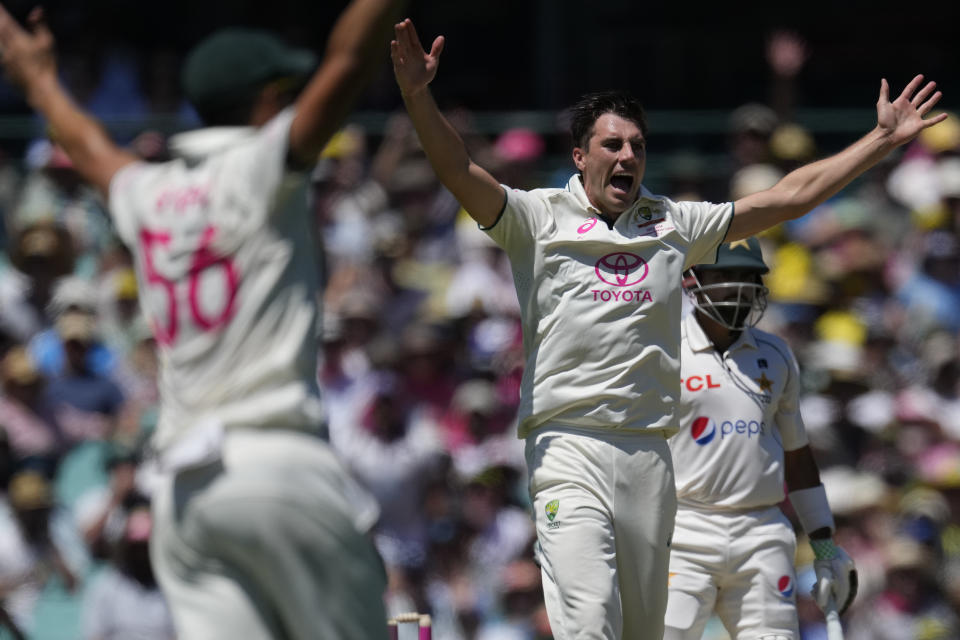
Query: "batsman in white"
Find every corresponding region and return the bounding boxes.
[665,237,855,640]
[390,15,946,640]
[0,1,405,638]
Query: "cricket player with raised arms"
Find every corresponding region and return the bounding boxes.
[665,238,855,640]
[0,0,405,638]
[390,15,944,640]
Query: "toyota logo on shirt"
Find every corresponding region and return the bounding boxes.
[595,252,649,287]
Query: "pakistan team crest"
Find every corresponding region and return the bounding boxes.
[545,499,559,522]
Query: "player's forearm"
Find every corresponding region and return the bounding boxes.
[757,127,894,222]
[401,88,504,225]
[402,87,472,187]
[289,0,404,161]
[784,445,822,491]
[786,446,833,539]
[26,76,135,196]
[325,0,405,60]
[774,126,893,214]
[731,126,895,240]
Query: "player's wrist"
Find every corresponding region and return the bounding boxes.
[810,537,837,561]
[788,484,836,537]
[24,72,61,107]
[399,84,429,101]
[868,124,899,152]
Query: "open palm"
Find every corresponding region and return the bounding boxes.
[877,74,948,146]
[391,18,444,98]
[0,6,56,92]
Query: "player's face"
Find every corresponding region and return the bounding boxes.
[691,268,766,329]
[573,113,646,217]
[697,269,759,301]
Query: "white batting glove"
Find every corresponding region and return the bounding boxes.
[810,539,858,615]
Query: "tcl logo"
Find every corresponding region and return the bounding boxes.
[681,375,721,392]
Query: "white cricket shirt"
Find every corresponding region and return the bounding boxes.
[483,175,732,437]
[669,313,809,510]
[109,109,324,461]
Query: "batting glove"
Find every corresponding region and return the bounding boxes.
[810,538,858,615]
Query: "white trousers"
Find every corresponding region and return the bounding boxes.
[151,429,388,640]
[664,505,799,640]
[526,427,676,640]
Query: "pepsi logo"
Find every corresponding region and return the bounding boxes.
[578,218,598,234]
[690,417,716,445]
[595,252,649,287]
[777,575,794,598]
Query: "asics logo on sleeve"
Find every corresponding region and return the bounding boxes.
[690,416,766,445]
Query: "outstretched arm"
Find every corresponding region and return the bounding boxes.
[0,6,137,197]
[391,18,505,227]
[288,0,405,164]
[728,75,948,241]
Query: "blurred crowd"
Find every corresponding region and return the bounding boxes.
[0,32,958,640]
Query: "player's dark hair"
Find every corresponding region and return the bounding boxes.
[194,81,301,127]
[569,91,648,149]
[196,100,257,127]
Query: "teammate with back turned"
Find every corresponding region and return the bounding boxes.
[0,1,404,638]
[390,15,946,640]
[665,238,855,640]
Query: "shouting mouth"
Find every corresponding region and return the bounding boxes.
[610,174,634,195]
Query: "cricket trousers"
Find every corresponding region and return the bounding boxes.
[526,426,676,640]
[151,428,388,640]
[664,504,799,640]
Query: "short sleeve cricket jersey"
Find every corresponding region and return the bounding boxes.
[483,174,733,437]
[109,109,324,456]
[669,313,809,510]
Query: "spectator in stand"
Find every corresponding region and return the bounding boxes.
[81,506,175,640]
[848,536,960,640]
[14,141,111,277]
[42,308,125,444]
[30,275,117,379]
[73,443,145,559]
[893,230,960,333]
[0,346,61,471]
[0,221,75,343]
[0,470,85,636]
[334,371,445,571]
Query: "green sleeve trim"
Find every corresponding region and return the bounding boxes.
[714,201,735,262]
[478,186,509,231]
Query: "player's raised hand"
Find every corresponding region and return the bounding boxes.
[877,74,948,146]
[391,18,444,98]
[0,5,56,92]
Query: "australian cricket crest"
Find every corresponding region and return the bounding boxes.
[545,499,560,529]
